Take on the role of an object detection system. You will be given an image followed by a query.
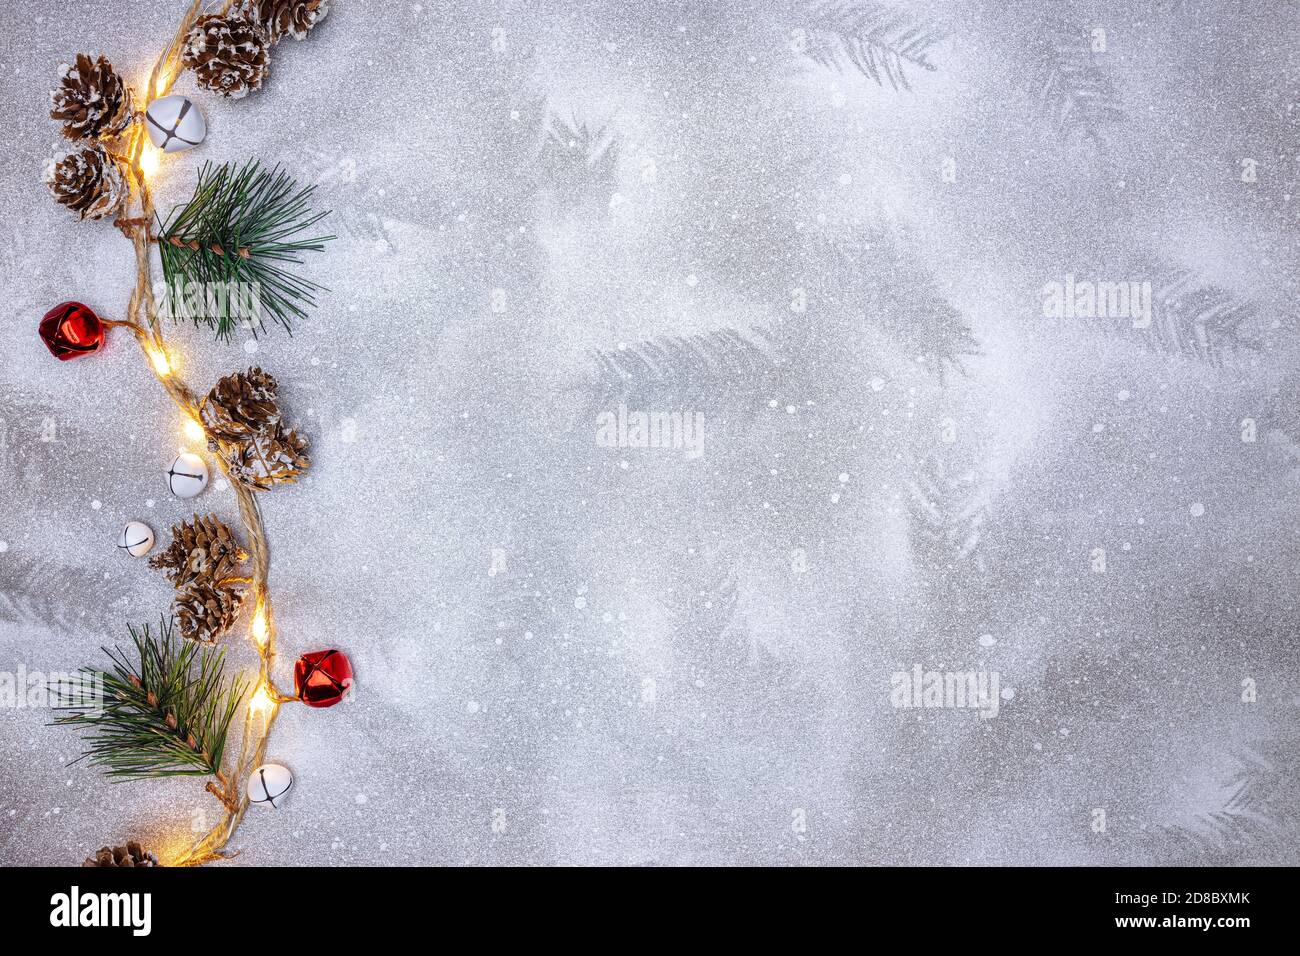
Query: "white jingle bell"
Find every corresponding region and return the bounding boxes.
[117,521,155,557]
[247,763,293,809]
[144,94,206,154]
[167,452,209,499]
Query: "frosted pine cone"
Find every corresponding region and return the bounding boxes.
[247,0,331,43]
[175,578,245,643]
[42,144,127,221]
[150,514,249,589]
[182,14,271,99]
[50,54,136,140]
[229,423,310,490]
[200,367,282,442]
[83,842,159,867]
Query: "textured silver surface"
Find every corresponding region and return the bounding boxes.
[1,0,1297,866]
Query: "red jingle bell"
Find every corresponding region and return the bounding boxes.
[40,301,105,360]
[294,649,353,708]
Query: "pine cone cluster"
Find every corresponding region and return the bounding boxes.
[151,514,249,643]
[42,53,134,221]
[202,368,311,490]
[181,1,328,99]
[248,0,332,43]
[42,145,127,221]
[49,54,135,141]
[83,842,158,867]
[182,14,271,99]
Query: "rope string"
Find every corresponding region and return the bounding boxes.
[118,0,287,867]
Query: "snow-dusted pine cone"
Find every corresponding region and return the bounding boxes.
[200,367,282,442]
[175,578,246,643]
[49,54,136,141]
[182,14,271,99]
[247,0,331,43]
[82,842,158,867]
[150,513,249,589]
[229,423,311,490]
[42,144,127,221]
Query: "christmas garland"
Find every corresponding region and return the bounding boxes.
[40,0,346,866]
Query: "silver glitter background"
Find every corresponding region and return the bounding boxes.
[1,0,1298,866]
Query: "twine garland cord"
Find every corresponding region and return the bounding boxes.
[112,0,294,867]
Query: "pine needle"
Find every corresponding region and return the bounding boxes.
[52,617,247,780]
[156,159,334,339]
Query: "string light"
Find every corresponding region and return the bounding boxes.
[145,344,171,377]
[139,146,161,181]
[250,604,270,648]
[247,685,275,722]
[95,0,332,865]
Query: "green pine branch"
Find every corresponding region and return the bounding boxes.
[156,159,334,339]
[53,617,248,781]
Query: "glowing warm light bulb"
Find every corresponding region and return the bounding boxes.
[250,606,270,647]
[146,345,171,377]
[139,146,161,181]
[183,418,206,444]
[248,685,275,721]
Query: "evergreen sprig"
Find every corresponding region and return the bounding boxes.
[156,159,334,339]
[53,617,247,780]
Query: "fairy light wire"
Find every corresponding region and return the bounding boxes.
[110,0,298,866]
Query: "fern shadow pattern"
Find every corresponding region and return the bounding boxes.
[800,0,945,91]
